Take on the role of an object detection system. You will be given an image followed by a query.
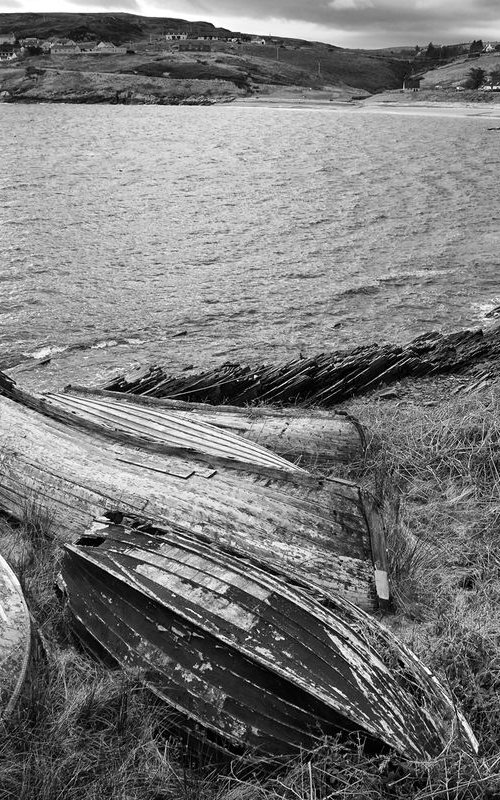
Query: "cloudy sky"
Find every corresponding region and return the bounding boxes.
[1,1,499,49]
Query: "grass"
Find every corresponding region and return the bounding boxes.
[2,381,500,797]
[346,385,500,759]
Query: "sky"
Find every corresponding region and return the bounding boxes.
[1,0,500,49]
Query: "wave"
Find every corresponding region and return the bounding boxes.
[337,268,450,300]
[339,284,381,298]
[471,299,500,324]
[22,336,147,362]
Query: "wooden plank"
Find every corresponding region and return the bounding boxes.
[64,384,365,468]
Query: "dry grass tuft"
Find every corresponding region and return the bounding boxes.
[345,388,500,763]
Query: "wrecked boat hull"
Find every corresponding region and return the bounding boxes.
[0,553,31,719]
[0,374,386,611]
[63,384,366,469]
[61,519,478,759]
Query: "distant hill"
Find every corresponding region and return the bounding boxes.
[0,12,232,44]
[0,12,411,94]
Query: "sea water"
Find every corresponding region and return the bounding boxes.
[1,103,499,388]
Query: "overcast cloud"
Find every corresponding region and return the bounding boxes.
[66,0,141,10]
[2,0,500,48]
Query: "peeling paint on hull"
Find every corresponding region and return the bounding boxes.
[61,520,478,760]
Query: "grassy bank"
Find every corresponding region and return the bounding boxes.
[1,374,500,798]
[361,88,500,109]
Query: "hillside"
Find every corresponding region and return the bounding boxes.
[0,12,411,103]
[419,51,500,88]
[0,11,232,43]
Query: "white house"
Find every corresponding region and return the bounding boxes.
[0,32,16,45]
[51,40,81,55]
[251,38,267,45]
[19,37,40,49]
[191,33,220,41]
[88,41,127,55]
[165,31,188,41]
[0,45,17,62]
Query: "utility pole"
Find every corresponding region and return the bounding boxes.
[317,59,321,77]
[276,45,279,61]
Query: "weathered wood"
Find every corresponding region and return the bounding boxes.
[60,519,478,759]
[0,554,31,720]
[63,384,366,468]
[101,324,500,406]
[0,391,382,611]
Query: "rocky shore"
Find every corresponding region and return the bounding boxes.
[0,66,246,104]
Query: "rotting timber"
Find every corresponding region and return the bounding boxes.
[60,515,478,760]
[101,325,500,406]
[0,553,31,720]
[61,383,365,469]
[0,371,387,612]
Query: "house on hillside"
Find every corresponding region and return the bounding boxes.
[0,44,17,62]
[0,32,16,45]
[188,31,221,41]
[78,41,98,52]
[165,31,188,41]
[403,74,423,90]
[41,39,55,53]
[51,40,81,55]
[19,37,40,49]
[251,38,267,45]
[88,41,127,55]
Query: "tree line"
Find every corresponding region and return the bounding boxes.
[465,66,500,89]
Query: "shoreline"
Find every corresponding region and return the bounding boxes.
[8,321,500,400]
[232,92,500,118]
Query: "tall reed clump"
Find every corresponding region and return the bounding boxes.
[346,389,500,762]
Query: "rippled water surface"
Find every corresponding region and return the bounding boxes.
[1,103,499,387]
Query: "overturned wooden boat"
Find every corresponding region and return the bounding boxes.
[0,553,31,720]
[63,383,365,469]
[60,516,478,759]
[0,371,387,611]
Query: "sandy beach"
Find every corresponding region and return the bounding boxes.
[232,87,500,118]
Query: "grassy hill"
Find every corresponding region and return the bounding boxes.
[419,51,500,88]
[0,11,410,98]
[0,11,232,44]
